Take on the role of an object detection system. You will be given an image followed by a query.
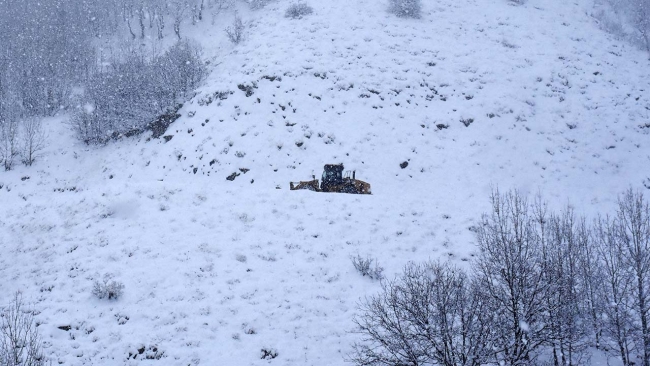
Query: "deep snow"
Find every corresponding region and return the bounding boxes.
[1,0,649,364]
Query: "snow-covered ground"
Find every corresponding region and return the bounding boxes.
[1,0,649,364]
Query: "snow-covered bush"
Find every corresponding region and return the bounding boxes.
[350,255,384,280]
[285,3,314,19]
[92,277,125,300]
[225,13,245,44]
[388,0,421,18]
[1,293,47,366]
[71,40,205,144]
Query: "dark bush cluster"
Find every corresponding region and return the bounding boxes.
[388,0,422,18]
[92,277,125,300]
[71,40,205,144]
[352,189,650,366]
[246,0,273,10]
[285,3,314,19]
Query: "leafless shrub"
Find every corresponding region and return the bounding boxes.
[350,255,384,280]
[0,293,46,366]
[225,13,245,44]
[92,276,125,300]
[285,3,313,19]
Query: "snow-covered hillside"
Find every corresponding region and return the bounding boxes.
[1,0,649,364]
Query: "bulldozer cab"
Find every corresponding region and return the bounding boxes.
[321,164,344,191]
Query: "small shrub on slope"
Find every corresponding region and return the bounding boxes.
[246,0,273,10]
[351,255,384,280]
[225,13,245,44]
[388,0,421,18]
[285,3,314,19]
[92,277,125,300]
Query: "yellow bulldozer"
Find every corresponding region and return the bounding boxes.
[290,164,371,194]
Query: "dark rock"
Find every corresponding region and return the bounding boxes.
[149,104,182,138]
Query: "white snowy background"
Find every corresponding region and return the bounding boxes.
[1,0,649,364]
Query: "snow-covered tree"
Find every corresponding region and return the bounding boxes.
[72,40,205,144]
[615,190,650,366]
[20,117,46,166]
[540,207,591,366]
[475,190,551,366]
[594,214,638,366]
[351,261,494,366]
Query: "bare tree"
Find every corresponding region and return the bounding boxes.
[540,207,591,366]
[349,190,650,366]
[245,0,273,10]
[616,190,650,366]
[168,0,187,40]
[595,214,638,366]
[576,218,605,350]
[20,117,46,166]
[0,293,46,366]
[0,118,19,171]
[351,261,493,366]
[475,189,550,366]
[191,0,205,24]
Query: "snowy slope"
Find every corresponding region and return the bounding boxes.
[1,0,649,364]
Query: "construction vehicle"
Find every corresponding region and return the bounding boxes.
[290,164,371,194]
